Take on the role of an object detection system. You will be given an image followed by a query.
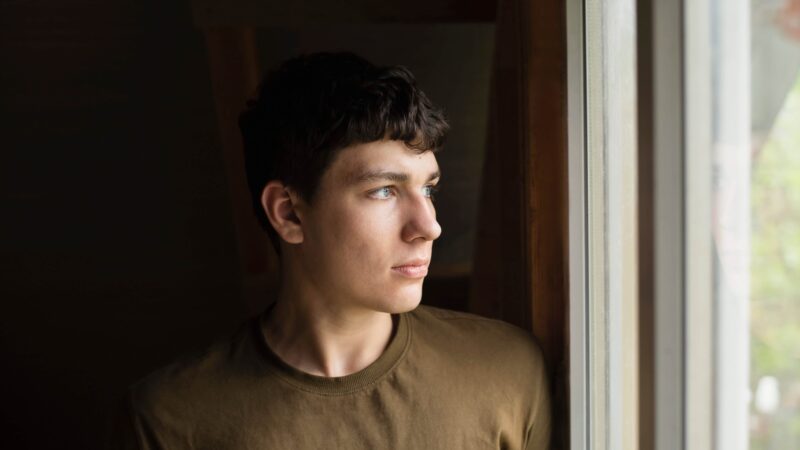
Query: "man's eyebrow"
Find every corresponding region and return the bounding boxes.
[348,170,441,184]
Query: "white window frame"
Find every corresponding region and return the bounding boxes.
[568,0,639,448]
[567,0,749,450]
[568,0,734,449]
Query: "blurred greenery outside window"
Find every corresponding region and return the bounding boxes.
[749,68,800,450]
[746,1,800,448]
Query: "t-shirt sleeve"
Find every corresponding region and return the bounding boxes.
[523,341,553,450]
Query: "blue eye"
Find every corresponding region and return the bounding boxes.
[423,184,439,199]
[370,186,393,199]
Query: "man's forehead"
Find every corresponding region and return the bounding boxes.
[344,167,441,185]
[333,141,440,184]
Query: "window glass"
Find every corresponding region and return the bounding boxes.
[749,1,800,448]
[713,1,800,448]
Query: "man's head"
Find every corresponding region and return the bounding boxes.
[239,52,449,313]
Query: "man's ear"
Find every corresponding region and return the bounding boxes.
[260,181,304,245]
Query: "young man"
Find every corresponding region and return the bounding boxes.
[112,52,551,449]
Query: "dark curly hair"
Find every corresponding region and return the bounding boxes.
[239,51,450,253]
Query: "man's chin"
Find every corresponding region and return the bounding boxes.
[380,292,423,315]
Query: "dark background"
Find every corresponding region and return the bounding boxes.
[0,1,493,448]
[1,1,246,448]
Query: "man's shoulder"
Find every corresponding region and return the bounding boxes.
[128,320,259,414]
[409,305,546,373]
[411,304,540,343]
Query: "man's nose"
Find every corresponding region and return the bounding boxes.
[401,194,442,243]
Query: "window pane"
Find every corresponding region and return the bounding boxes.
[749,1,800,448]
[713,1,800,449]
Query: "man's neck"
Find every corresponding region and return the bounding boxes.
[261,288,396,378]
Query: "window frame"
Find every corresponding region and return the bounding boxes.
[568,0,640,448]
[568,0,720,448]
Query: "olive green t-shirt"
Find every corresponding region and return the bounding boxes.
[110,305,552,449]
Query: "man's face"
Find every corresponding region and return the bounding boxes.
[294,139,441,315]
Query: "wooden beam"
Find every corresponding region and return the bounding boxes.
[637,0,656,447]
[192,0,496,27]
[470,0,568,446]
[471,0,567,375]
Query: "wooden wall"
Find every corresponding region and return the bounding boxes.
[470,0,569,446]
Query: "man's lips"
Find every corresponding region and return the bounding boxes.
[391,259,430,278]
